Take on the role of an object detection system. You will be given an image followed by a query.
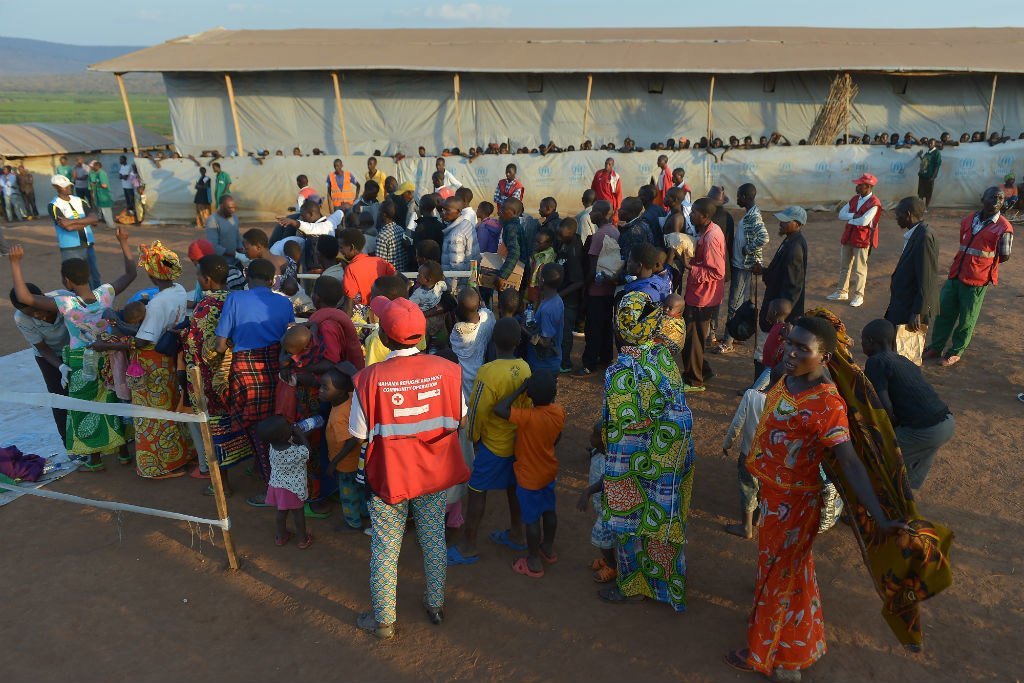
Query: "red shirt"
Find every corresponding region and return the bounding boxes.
[591,169,623,216]
[762,322,787,367]
[309,307,365,369]
[342,253,396,304]
[684,222,726,308]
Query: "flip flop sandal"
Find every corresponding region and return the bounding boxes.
[146,469,186,480]
[188,465,210,479]
[246,495,271,507]
[297,533,314,549]
[593,566,617,583]
[511,556,544,578]
[489,529,527,551]
[303,503,331,519]
[274,531,293,547]
[590,558,609,571]
[77,458,106,473]
[539,549,559,564]
[446,545,480,565]
[722,649,755,673]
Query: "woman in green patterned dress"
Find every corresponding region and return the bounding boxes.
[598,291,696,611]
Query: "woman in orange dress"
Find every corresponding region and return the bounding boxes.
[724,316,908,682]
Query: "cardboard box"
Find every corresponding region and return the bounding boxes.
[476,252,524,290]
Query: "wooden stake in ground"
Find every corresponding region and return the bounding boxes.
[808,73,859,145]
[187,366,240,570]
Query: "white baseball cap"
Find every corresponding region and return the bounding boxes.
[51,174,73,188]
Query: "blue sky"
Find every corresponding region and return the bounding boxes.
[4,0,1023,45]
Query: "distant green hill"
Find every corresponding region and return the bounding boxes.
[0,90,172,138]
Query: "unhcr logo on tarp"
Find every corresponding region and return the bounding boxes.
[743,162,756,175]
[476,166,489,179]
[816,161,832,176]
[888,161,906,178]
[639,163,653,175]
[778,161,793,174]
[954,157,976,179]
[998,154,1015,169]
[570,163,587,182]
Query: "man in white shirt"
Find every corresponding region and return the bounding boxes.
[117,155,135,216]
[436,157,463,191]
[276,199,345,271]
[576,189,597,241]
[829,173,882,308]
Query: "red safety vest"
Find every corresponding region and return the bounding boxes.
[328,172,356,209]
[354,353,468,504]
[949,212,1013,286]
[840,194,882,248]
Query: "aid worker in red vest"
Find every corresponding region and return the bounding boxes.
[350,296,469,639]
[924,185,1013,367]
[326,158,359,211]
[828,173,882,308]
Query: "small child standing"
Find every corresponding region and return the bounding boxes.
[320,364,366,532]
[757,298,793,384]
[449,286,496,400]
[496,372,566,578]
[526,230,557,305]
[258,415,314,549]
[409,260,449,345]
[525,262,565,375]
[576,421,616,583]
[721,386,767,539]
[476,201,501,254]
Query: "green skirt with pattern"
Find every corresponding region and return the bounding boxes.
[62,347,127,456]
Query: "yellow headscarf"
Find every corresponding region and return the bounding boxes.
[615,291,662,345]
[138,241,182,281]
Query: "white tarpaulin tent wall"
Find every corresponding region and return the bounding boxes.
[134,142,1024,224]
[161,71,1024,158]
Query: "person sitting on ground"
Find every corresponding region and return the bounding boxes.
[495,371,565,579]
[339,228,397,313]
[259,415,313,549]
[861,319,955,490]
[448,317,532,566]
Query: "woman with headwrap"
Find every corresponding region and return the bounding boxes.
[127,241,192,478]
[598,291,696,611]
[724,314,915,682]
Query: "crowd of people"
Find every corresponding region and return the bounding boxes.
[9,139,1011,680]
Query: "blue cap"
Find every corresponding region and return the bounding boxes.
[773,206,807,225]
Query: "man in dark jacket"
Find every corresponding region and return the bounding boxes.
[885,197,939,347]
[753,205,807,333]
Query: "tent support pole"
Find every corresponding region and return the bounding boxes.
[985,73,998,138]
[454,73,463,149]
[224,73,244,156]
[114,73,139,157]
[706,75,716,144]
[582,74,593,143]
[331,72,349,156]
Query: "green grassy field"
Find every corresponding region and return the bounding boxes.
[0,91,172,137]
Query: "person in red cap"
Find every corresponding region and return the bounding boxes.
[350,296,469,639]
[829,173,881,308]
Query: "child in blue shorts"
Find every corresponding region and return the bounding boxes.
[495,371,566,578]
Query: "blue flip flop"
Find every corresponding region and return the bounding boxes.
[447,545,480,566]
[489,529,527,552]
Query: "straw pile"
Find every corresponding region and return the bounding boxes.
[808,73,858,145]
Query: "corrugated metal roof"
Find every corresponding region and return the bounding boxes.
[0,123,171,157]
[89,27,1024,75]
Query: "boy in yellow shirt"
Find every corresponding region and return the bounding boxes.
[448,317,531,565]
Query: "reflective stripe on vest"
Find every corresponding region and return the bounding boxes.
[329,172,355,207]
[372,416,460,438]
[959,245,996,259]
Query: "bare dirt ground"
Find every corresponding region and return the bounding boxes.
[0,208,1020,683]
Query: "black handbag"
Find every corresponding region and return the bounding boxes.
[726,299,757,342]
[154,320,187,357]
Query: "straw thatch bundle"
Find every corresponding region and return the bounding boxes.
[808,73,858,145]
